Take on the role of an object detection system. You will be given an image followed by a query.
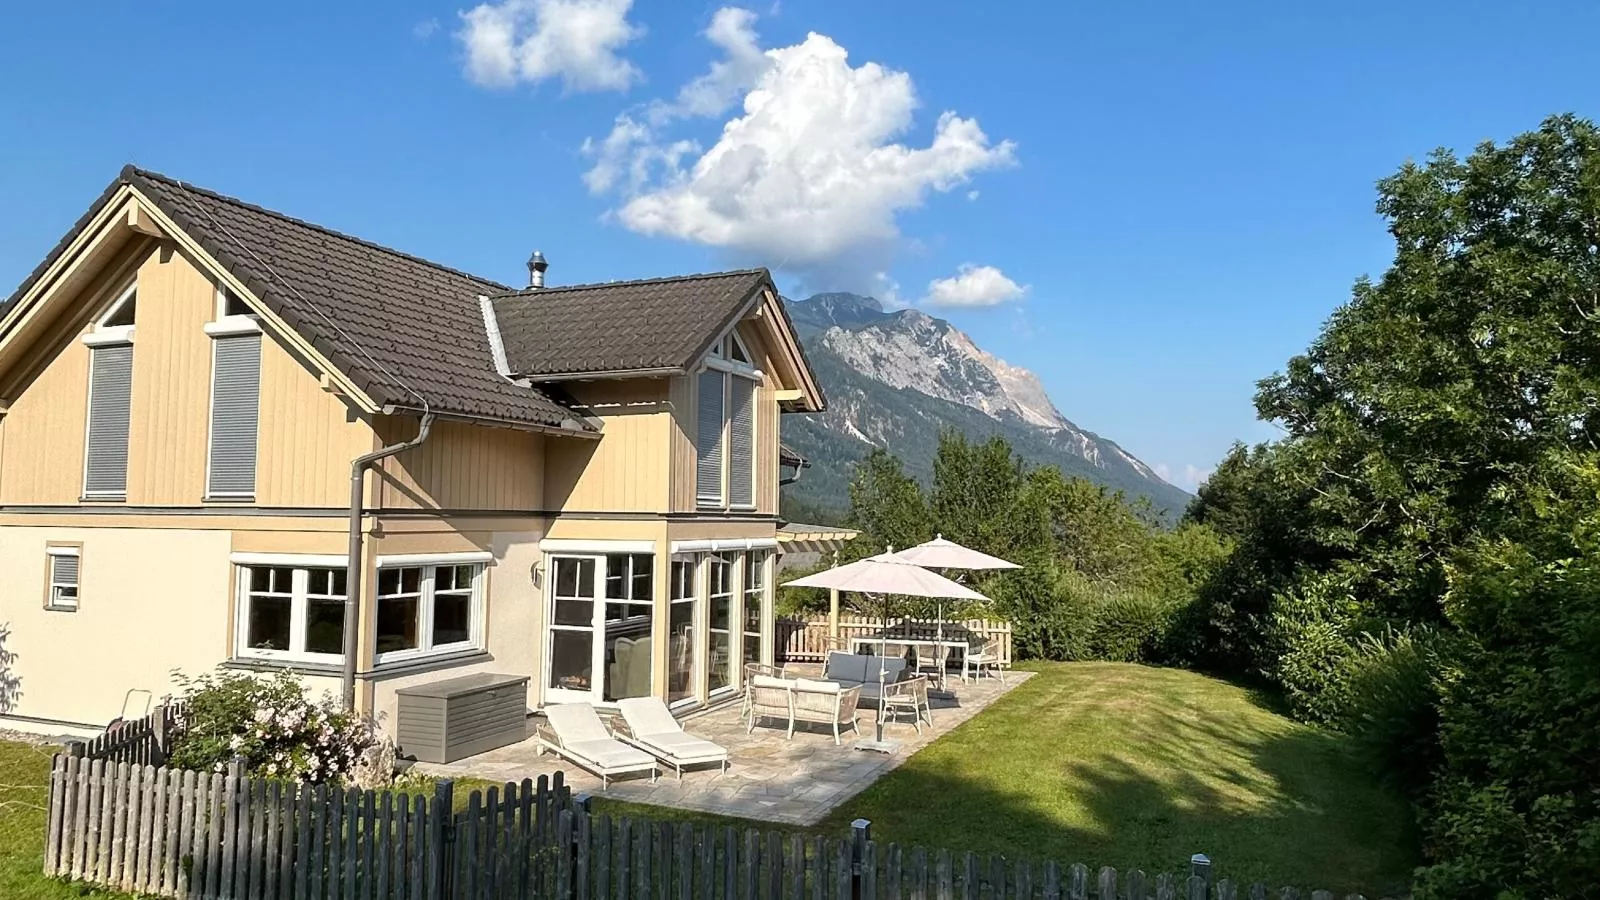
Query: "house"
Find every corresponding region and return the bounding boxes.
[0,165,841,738]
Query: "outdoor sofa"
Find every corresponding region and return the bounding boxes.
[745,672,863,745]
[823,651,909,702]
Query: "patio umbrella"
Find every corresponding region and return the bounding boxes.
[892,536,1021,685]
[784,551,988,751]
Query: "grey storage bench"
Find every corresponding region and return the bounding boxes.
[396,672,530,763]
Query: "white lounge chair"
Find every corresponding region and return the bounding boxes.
[614,697,731,781]
[534,703,657,789]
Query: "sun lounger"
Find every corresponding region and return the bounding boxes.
[534,702,657,789]
[614,697,731,781]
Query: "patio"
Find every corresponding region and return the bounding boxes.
[414,668,1031,826]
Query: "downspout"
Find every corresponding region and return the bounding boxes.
[341,412,435,711]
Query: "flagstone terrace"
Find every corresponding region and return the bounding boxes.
[413,668,1031,826]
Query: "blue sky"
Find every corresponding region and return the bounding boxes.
[3,1,1598,491]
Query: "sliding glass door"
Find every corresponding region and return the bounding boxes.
[707,554,734,695]
[545,553,656,704]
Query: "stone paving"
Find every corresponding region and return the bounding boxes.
[415,669,1030,826]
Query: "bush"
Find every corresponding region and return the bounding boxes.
[1087,591,1178,663]
[1267,574,1361,723]
[1336,626,1443,800]
[168,669,378,783]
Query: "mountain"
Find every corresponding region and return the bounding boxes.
[780,292,1192,524]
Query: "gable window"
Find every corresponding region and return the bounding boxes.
[696,331,761,510]
[206,287,263,499]
[81,283,136,499]
[45,545,81,611]
[235,563,347,663]
[375,562,486,663]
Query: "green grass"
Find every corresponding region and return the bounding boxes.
[607,663,1419,896]
[0,741,132,899]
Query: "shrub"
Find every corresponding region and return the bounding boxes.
[1087,591,1178,663]
[1336,626,1444,800]
[168,669,378,783]
[1267,574,1362,723]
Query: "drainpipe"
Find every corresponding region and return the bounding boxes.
[341,413,435,711]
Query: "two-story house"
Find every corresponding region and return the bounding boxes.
[0,166,828,739]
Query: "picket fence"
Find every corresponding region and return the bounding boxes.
[79,698,185,766]
[778,616,1013,666]
[44,753,1390,900]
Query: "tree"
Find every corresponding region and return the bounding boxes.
[844,448,931,558]
[930,432,1049,562]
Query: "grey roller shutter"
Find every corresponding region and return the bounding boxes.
[84,345,132,496]
[696,369,726,504]
[729,377,755,507]
[50,552,79,588]
[208,334,262,496]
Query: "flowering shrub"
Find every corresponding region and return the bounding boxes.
[167,669,379,784]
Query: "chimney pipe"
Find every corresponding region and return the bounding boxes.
[527,250,548,289]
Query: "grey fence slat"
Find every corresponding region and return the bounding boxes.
[1189,875,1210,900]
[1016,860,1033,900]
[114,761,137,889]
[126,763,145,891]
[359,790,376,900]
[295,783,314,900]
[343,788,360,900]
[933,848,950,900]
[1127,869,1148,900]
[309,783,328,899]
[327,785,345,900]
[373,791,392,900]
[199,771,222,900]
[505,783,522,900]
[145,766,168,893]
[519,778,537,898]
[556,810,574,900]
[637,817,653,900]
[959,851,975,900]
[835,839,853,900]
[1042,862,1060,900]
[1216,880,1237,900]
[989,855,1006,900]
[481,785,498,900]
[696,824,714,900]
[70,756,91,881]
[412,793,429,900]
[594,814,613,900]
[576,807,594,900]
[1280,889,1301,900]
[217,767,238,899]
[262,780,281,900]
[138,762,158,892]
[43,756,65,876]
[178,771,198,899]
[742,828,759,900]
[1310,891,1334,900]
[811,835,826,900]
[1155,873,1176,900]
[463,791,481,900]
[721,826,736,900]
[163,767,184,895]
[1067,862,1088,900]
[836,836,854,900]
[617,818,633,900]
[862,841,878,900]
[1247,884,1267,900]
[56,755,75,878]
[1097,868,1117,900]
[768,830,784,900]
[239,777,260,899]
[81,758,102,882]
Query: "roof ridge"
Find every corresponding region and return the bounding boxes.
[121,164,512,292]
[488,268,769,300]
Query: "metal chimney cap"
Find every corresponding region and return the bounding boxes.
[527,250,548,288]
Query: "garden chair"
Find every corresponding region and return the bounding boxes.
[881,674,933,733]
[535,702,657,789]
[745,674,796,735]
[741,662,787,720]
[614,697,730,781]
[964,636,1006,683]
[790,679,862,745]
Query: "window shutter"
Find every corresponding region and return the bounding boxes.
[51,553,79,588]
[696,370,726,504]
[208,334,262,496]
[729,377,756,507]
[84,345,132,496]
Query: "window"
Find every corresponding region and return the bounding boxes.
[742,550,768,667]
[667,555,698,705]
[236,565,347,662]
[707,554,734,693]
[207,334,262,498]
[81,283,137,499]
[375,563,485,662]
[695,330,761,510]
[45,546,80,611]
[603,553,654,702]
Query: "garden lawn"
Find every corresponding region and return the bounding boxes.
[819,662,1417,896]
[0,740,131,899]
[597,663,1418,896]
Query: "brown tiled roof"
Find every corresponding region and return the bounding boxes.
[488,270,770,378]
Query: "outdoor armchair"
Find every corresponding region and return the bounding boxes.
[881,674,933,733]
[965,636,1006,683]
[534,702,658,789]
[745,674,796,735]
[790,679,862,745]
[614,697,730,781]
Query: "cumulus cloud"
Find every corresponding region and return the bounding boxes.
[1154,463,1214,492]
[923,264,1026,308]
[457,0,643,92]
[582,8,1015,289]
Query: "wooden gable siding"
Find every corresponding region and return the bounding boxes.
[0,243,376,508]
[544,380,670,513]
[372,417,544,511]
[667,320,782,515]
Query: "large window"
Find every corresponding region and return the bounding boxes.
[742,550,768,668]
[236,565,347,662]
[667,556,698,705]
[695,332,760,510]
[707,554,734,693]
[82,283,137,500]
[603,553,653,702]
[375,563,484,663]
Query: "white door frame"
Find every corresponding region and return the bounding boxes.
[544,553,606,704]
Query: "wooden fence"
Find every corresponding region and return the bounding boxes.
[45,754,1389,900]
[78,698,185,766]
[778,616,1013,666]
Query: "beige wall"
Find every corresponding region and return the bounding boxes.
[0,243,376,509]
[545,381,671,514]
[0,524,234,727]
[372,418,544,512]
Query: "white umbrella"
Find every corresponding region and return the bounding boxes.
[891,536,1021,687]
[784,551,987,749]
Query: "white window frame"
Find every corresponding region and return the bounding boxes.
[696,328,763,511]
[706,553,737,697]
[204,284,263,338]
[373,561,487,665]
[45,545,80,611]
[80,282,138,347]
[667,553,701,710]
[233,562,348,664]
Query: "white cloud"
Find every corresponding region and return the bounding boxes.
[1154,463,1214,492]
[583,10,1015,289]
[966,189,980,201]
[923,264,1026,308]
[457,0,643,92]
[414,18,441,39]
